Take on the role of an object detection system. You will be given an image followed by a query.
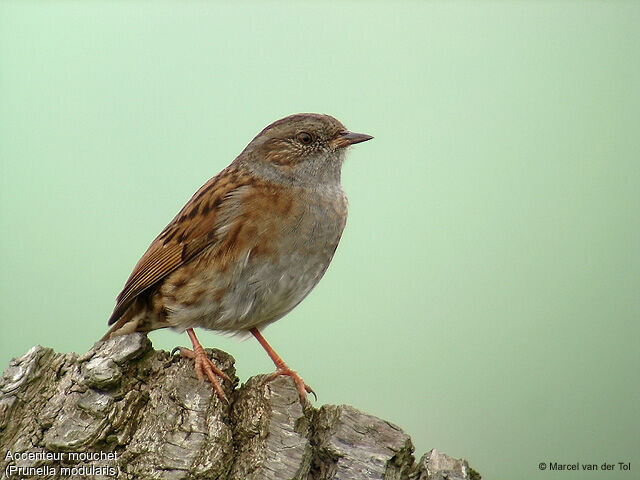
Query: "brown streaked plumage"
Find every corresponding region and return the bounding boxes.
[102,113,372,404]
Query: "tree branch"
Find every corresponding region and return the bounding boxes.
[0,334,480,480]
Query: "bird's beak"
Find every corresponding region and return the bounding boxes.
[331,130,374,149]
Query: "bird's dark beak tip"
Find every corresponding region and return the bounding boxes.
[339,131,374,146]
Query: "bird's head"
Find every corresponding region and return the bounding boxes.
[239,113,372,186]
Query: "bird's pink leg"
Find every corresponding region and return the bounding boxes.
[177,328,230,403]
[250,327,316,405]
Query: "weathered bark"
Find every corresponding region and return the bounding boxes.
[0,334,480,480]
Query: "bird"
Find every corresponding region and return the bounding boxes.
[102,113,372,404]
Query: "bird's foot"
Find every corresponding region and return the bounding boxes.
[266,367,316,405]
[249,327,316,405]
[176,346,230,403]
[173,328,230,403]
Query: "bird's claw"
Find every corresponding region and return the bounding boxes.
[176,346,230,403]
[267,367,316,405]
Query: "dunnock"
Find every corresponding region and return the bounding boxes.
[102,113,372,404]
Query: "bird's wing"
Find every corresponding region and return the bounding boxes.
[108,164,250,325]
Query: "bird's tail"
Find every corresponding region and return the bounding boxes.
[101,309,144,341]
[101,295,158,342]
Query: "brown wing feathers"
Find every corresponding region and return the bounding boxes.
[107,242,184,325]
[108,165,247,326]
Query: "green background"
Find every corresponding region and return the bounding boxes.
[1,2,638,478]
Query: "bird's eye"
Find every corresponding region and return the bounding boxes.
[297,132,313,145]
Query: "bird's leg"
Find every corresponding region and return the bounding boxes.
[176,328,230,403]
[250,327,316,405]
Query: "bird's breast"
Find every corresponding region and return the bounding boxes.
[162,185,348,332]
